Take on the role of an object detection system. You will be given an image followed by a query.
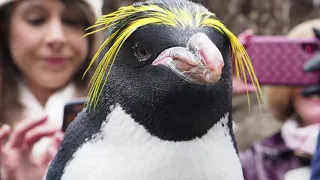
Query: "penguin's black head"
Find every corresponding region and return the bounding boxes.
[116,2,227,87]
[84,0,260,141]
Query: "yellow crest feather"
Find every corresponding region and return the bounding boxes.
[83,3,263,110]
[201,18,264,111]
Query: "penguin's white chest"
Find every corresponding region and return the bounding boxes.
[62,105,243,180]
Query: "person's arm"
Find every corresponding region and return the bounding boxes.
[307,52,320,179]
[302,28,320,180]
[311,131,320,180]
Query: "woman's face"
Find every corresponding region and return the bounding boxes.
[293,88,320,126]
[9,0,88,90]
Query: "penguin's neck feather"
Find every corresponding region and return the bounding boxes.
[95,65,233,141]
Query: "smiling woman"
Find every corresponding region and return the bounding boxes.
[9,1,89,104]
[0,0,102,179]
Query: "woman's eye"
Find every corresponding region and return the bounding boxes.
[27,16,45,26]
[63,18,84,27]
[133,45,152,61]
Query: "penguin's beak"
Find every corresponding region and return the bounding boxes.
[152,32,224,85]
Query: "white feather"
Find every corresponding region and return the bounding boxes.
[62,104,243,180]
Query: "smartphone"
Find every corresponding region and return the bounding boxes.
[242,36,320,86]
[62,98,86,132]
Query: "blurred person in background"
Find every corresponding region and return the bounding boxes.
[0,0,102,179]
[240,19,320,180]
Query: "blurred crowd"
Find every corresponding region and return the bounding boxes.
[0,0,319,180]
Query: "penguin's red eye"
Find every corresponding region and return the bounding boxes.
[133,43,152,61]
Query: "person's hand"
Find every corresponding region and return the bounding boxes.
[0,116,64,180]
[232,77,256,95]
[233,29,256,95]
[237,29,254,45]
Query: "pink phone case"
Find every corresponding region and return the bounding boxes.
[242,36,320,86]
